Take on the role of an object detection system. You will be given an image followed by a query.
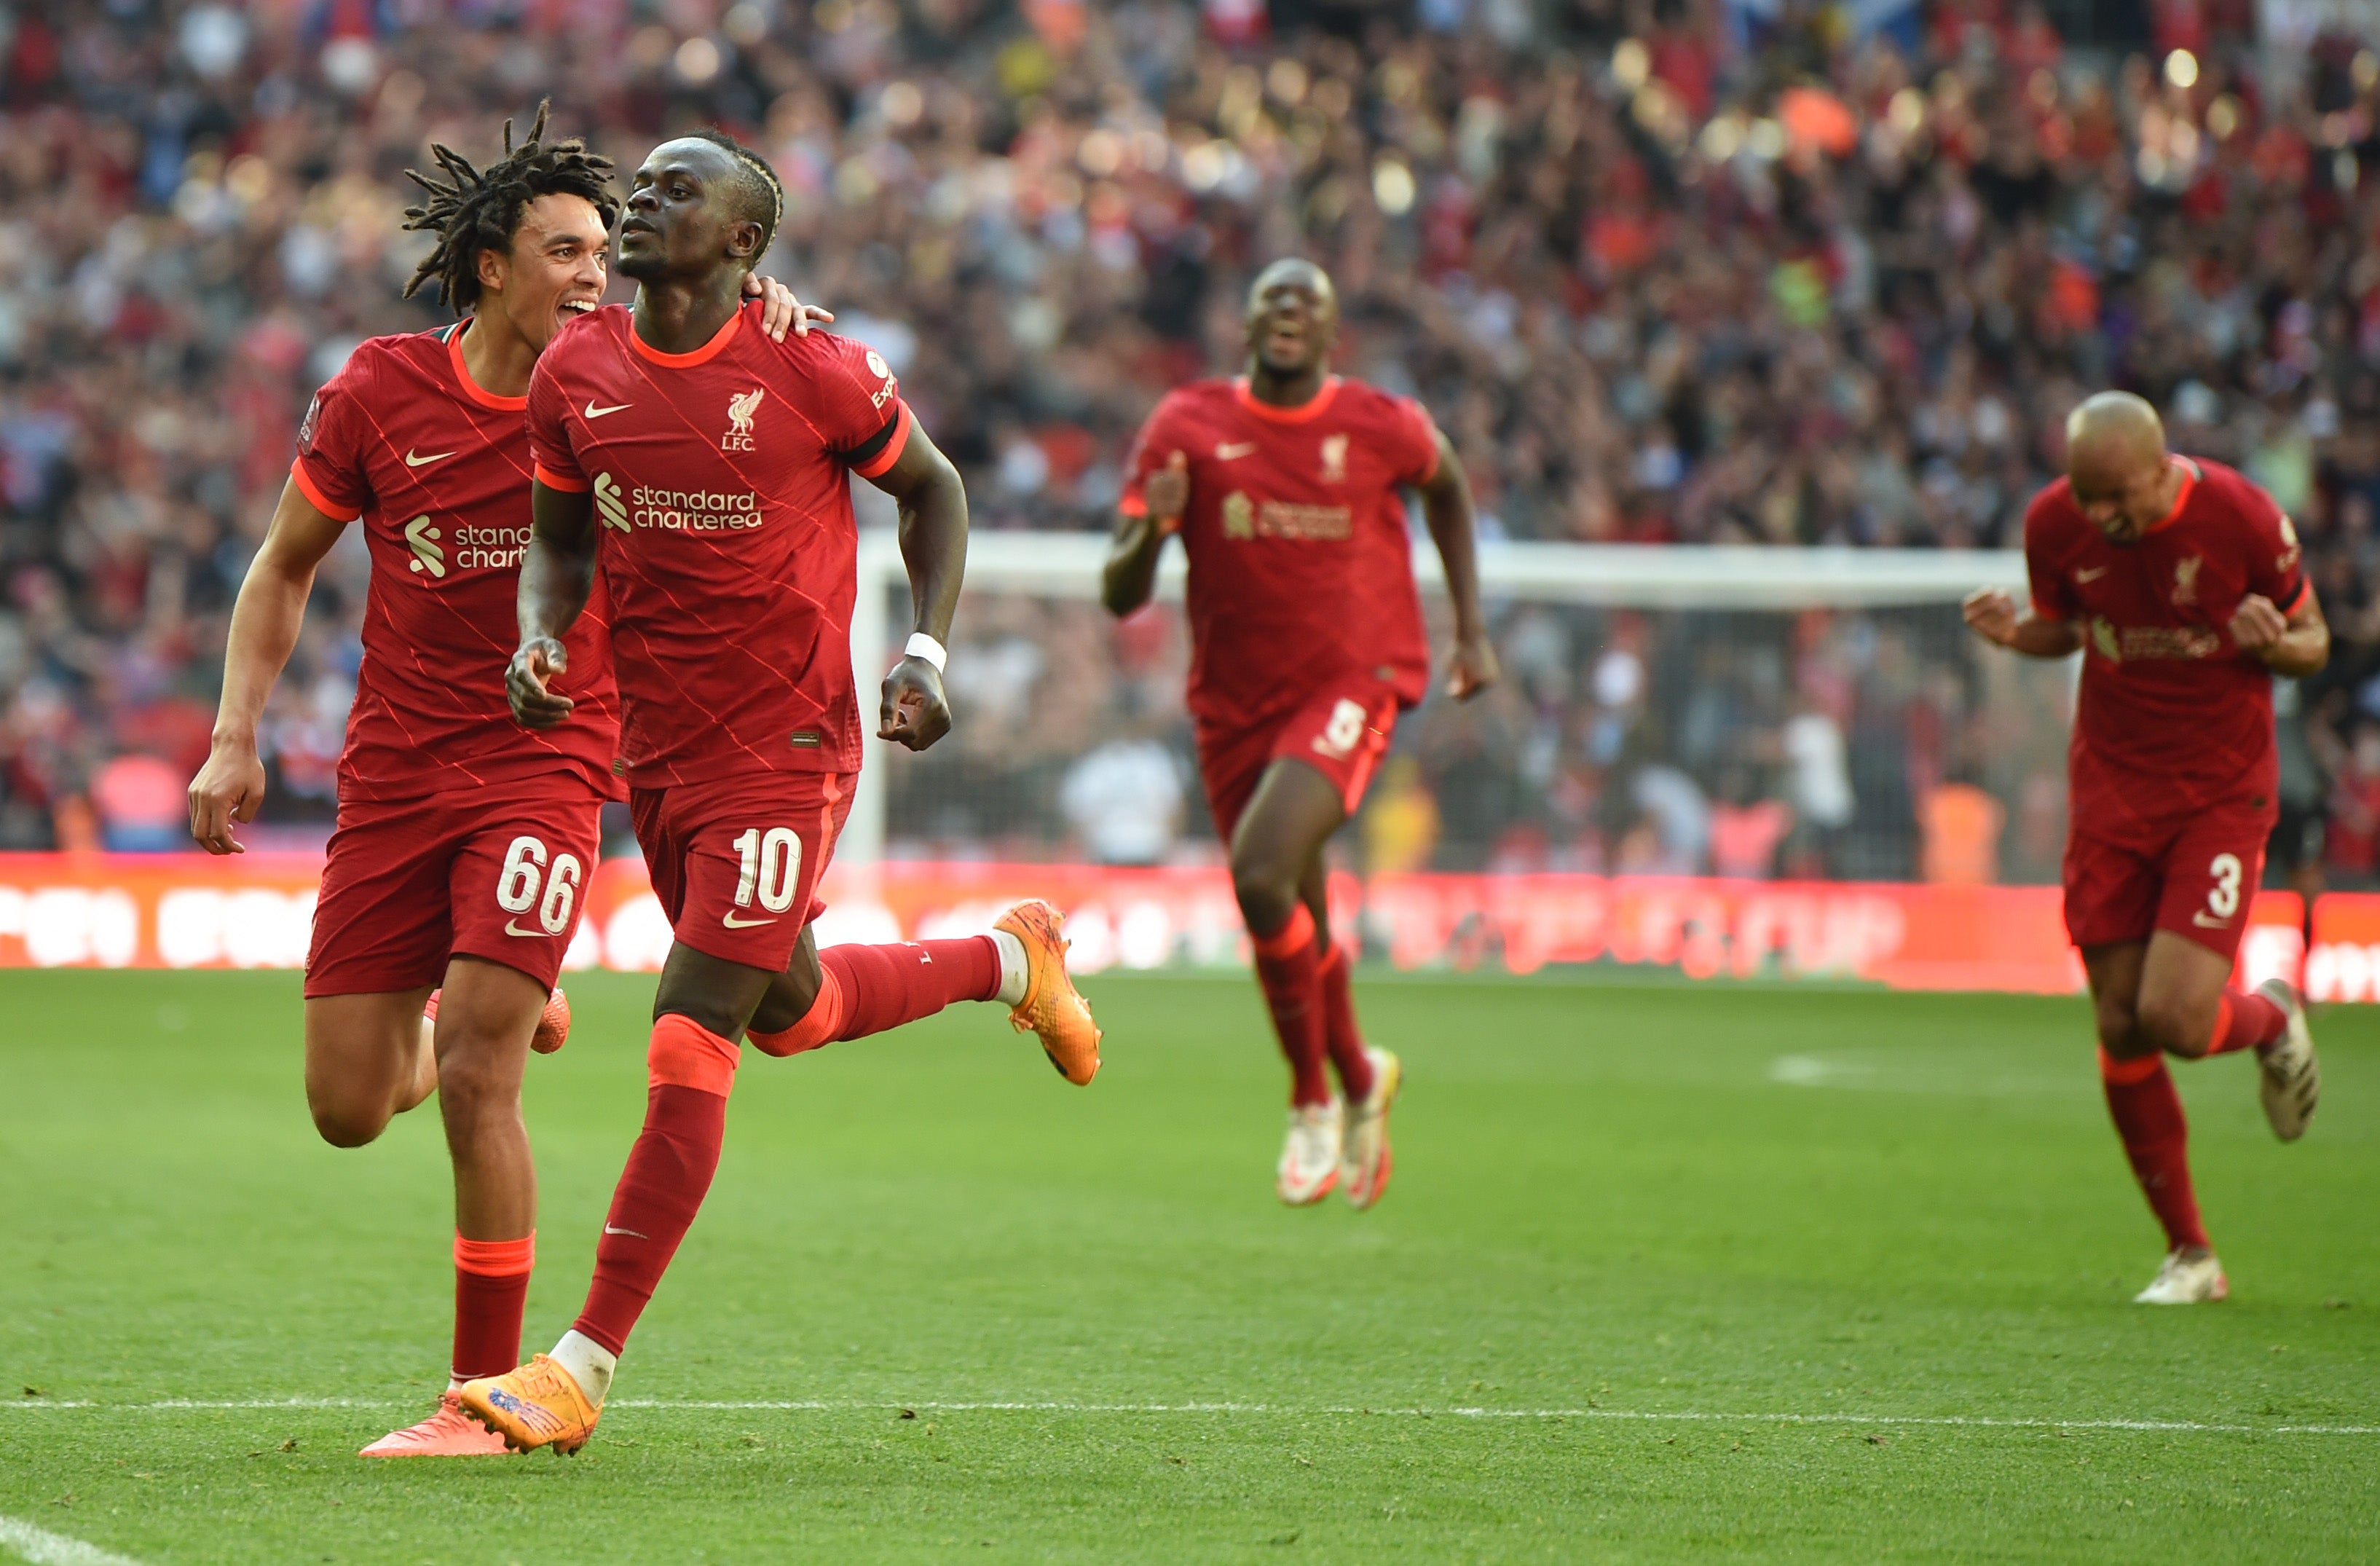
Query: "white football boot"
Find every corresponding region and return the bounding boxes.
[1340,1047,1403,1210]
[1276,1099,1344,1205]
[2133,1248,2229,1305]
[2253,979,2320,1142]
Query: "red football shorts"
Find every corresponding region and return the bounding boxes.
[2062,798,2274,961]
[305,784,604,997]
[1196,678,1401,843]
[631,770,855,972]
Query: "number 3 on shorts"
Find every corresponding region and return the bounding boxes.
[497,835,583,936]
[2206,852,2243,920]
[732,827,802,914]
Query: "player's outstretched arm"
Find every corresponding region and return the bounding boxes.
[1101,450,1186,618]
[2230,587,2329,678]
[1962,588,2084,658]
[1416,430,1499,700]
[864,422,964,751]
[509,479,598,730]
[189,478,350,854]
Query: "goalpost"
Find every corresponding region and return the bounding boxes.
[843,532,2036,873]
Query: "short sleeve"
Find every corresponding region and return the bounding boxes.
[1117,394,1193,518]
[815,334,909,479]
[288,357,372,522]
[526,355,587,492]
[2022,490,2078,622]
[2241,481,2311,613]
[1390,395,1441,487]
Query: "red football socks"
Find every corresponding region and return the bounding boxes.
[747,938,1001,1057]
[450,1232,535,1382]
[2099,1048,2210,1251]
[1253,905,1331,1107]
[1315,943,1376,1102]
[572,1016,740,1357]
[2204,989,2286,1057]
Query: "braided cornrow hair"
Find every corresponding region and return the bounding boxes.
[401,100,620,314]
[686,127,787,261]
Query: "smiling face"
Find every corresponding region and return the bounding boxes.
[616,138,765,284]
[475,192,609,353]
[1242,261,1338,378]
[2064,390,2176,545]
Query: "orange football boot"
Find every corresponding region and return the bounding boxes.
[458,1354,602,1454]
[995,900,1102,1085]
[532,986,572,1055]
[358,1392,513,1457]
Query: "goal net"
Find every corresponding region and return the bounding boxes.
[849,532,2054,884]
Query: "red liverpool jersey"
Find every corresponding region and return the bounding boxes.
[291,319,618,803]
[2025,457,2309,831]
[524,302,908,787]
[1119,376,1441,731]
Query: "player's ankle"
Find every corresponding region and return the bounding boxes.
[990,929,1029,1007]
[551,1329,618,1405]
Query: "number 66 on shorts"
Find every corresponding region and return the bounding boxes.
[303,790,607,999]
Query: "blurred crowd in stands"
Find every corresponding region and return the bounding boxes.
[4,0,2380,887]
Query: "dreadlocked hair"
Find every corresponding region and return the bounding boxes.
[685,127,787,262]
[401,100,620,315]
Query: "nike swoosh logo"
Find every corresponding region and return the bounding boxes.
[584,401,632,419]
[603,1224,647,1238]
[722,910,778,929]
[2075,567,2108,582]
[404,449,455,467]
[2192,911,2231,929]
[1215,441,1258,460]
[503,919,543,937]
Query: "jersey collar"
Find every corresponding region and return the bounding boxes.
[2143,457,2200,535]
[446,317,529,412]
[627,304,743,368]
[1233,374,1341,423]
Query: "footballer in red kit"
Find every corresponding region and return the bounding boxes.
[1103,259,1499,1209]
[1966,391,2327,1305]
[186,108,821,1459]
[461,130,1100,1455]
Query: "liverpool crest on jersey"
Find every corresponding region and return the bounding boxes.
[724,388,763,452]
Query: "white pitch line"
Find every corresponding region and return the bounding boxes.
[4,1397,2376,1436]
[0,1514,146,1566]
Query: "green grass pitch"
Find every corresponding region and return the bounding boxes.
[2,967,2376,1563]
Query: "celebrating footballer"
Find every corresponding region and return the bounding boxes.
[1103,258,1498,1209]
[455,130,1100,1455]
[186,106,816,1457]
[1964,390,2326,1305]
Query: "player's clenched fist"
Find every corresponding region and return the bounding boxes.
[1144,450,1190,536]
[2228,593,2289,653]
[878,655,952,750]
[508,636,575,728]
[187,739,264,855]
[1962,587,2020,647]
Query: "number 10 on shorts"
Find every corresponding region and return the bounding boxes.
[733,827,802,913]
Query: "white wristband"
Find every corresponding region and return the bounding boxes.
[904,633,947,672]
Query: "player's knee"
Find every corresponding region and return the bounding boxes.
[2092,998,2140,1055]
[2134,994,2207,1058]
[1230,857,1299,929]
[307,1088,392,1149]
[431,1047,511,1116]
